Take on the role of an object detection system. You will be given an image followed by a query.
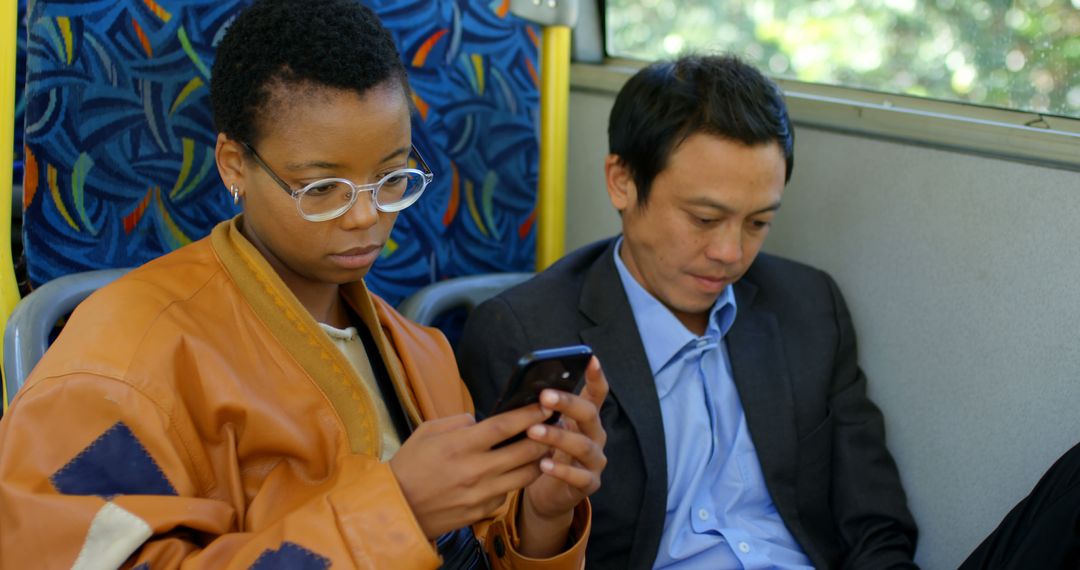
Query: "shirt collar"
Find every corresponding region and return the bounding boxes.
[613,237,737,376]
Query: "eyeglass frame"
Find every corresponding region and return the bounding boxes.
[240,141,435,222]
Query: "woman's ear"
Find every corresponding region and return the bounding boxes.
[215,133,247,195]
[604,154,637,213]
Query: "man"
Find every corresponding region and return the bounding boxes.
[458,55,917,568]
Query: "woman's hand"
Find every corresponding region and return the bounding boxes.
[389,405,553,539]
[517,357,609,557]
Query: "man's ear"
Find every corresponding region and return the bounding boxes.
[604,154,636,212]
[215,133,247,195]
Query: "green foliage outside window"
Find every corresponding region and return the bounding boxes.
[607,0,1080,119]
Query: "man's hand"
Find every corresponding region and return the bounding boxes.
[518,357,609,557]
[389,405,554,539]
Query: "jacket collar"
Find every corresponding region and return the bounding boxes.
[578,238,669,563]
[211,217,417,456]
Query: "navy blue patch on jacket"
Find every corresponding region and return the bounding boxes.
[250,542,331,570]
[50,422,178,498]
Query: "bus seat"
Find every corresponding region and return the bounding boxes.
[8,1,545,403]
[398,272,532,326]
[398,272,532,349]
[21,2,240,288]
[20,1,542,306]
[364,2,544,304]
[13,0,27,186]
[3,268,129,405]
[1,269,535,407]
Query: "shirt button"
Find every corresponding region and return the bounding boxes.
[738,541,751,553]
[697,508,709,521]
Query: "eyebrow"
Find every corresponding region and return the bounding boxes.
[685,198,782,216]
[282,146,410,172]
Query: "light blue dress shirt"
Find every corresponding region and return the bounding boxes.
[613,240,813,570]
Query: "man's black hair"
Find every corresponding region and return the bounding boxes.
[210,0,408,146]
[608,54,794,205]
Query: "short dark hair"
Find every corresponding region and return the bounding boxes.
[210,0,408,146]
[608,54,794,205]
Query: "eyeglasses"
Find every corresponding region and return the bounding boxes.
[241,142,434,222]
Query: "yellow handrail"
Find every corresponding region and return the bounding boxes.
[536,25,570,271]
[1,1,20,411]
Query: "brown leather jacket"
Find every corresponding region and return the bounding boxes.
[0,219,589,568]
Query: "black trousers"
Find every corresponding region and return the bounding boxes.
[959,441,1080,569]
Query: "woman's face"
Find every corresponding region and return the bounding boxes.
[217,81,412,298]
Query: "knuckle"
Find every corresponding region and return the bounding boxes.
[458,465,484,488]
[442,438,465,458]
[576,439,599,463]
[492,415,526,439]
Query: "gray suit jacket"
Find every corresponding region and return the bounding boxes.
[458,238,917,569]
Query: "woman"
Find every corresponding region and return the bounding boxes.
[0,1,607,567]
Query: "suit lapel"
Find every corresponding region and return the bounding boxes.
[727,278,805,543]
[577,240,668,564]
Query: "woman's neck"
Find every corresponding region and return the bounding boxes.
[239,218,350,328]
[291,282,349,328]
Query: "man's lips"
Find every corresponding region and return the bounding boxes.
[690,273,731,292]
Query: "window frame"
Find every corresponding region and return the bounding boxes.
[571,58,1080,172]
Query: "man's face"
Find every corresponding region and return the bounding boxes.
[606,133,787,334]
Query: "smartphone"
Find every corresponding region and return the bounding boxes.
[489,345,593,448]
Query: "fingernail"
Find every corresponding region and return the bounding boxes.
[529,424,547,438]
[541,390,560,406]
[540,458,554,472]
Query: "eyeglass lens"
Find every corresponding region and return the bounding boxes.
[296,171,426,218]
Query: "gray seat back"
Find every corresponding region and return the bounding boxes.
[4,270,531,405]
[4,268,130,404]
[398,273,533,327]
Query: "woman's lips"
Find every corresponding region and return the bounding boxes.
[328,244,382,270]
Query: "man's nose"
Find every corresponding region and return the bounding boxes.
[705,225,743,264]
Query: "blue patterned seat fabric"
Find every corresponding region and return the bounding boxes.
[20,0,540,305]
[14,0,28,186]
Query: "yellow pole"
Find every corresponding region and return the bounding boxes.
[536,25,570,271]
[1,1,20,411]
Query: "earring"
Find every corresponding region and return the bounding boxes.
[230,184,240,205]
